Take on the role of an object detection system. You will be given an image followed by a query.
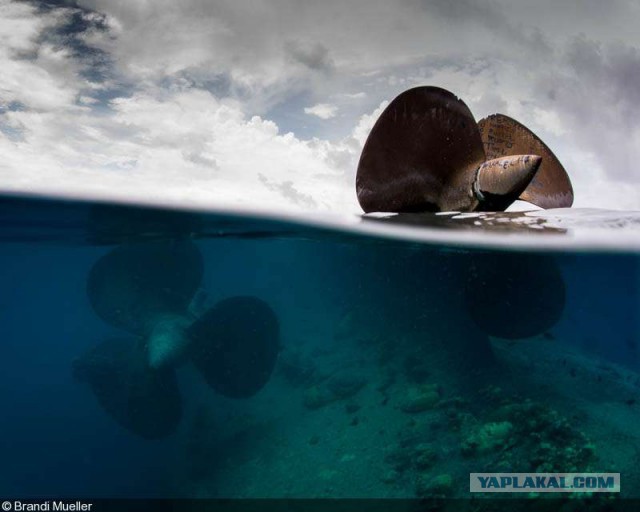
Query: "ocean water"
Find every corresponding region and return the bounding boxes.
[0,194,638,503]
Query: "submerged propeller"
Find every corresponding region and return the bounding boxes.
[80,238,282,438]
[87,239,203,369]
[73,337,182,439]
[356,86,573,213]
[187,296,280,399]
[465,253,566,339]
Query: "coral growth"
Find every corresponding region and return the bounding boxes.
[401,384,441,413]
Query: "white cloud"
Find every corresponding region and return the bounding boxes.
[0,83,367,213]
[532,108,566,137]
[0,0,638,214]
[352,101,388,147]
[304,103,338,119]
[339,92,366,100]
[0,2,80,112]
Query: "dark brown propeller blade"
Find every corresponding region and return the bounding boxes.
[356,86,486,213]
[478,114,574,209]
[87,240,203,336]
[73,337,182,439]
[465,253,566,340]
[187,296,280,399]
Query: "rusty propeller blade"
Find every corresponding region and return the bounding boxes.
[356,86,486,213]
[478,114,574,209]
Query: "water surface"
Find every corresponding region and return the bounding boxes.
[0,193,638,502]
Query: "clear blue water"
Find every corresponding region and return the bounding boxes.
[0,195,638,501]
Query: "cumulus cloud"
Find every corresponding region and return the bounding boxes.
[0,0,638,212]
[304,103,338,120]
[258,173,318,209]
[0,84,362,211]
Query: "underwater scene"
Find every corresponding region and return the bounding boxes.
[0,195,638,509]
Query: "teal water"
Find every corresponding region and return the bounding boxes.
[0,194,638,503]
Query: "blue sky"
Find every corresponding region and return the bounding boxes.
[1,0,639,212]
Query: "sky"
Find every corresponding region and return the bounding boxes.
[1,0,639,214]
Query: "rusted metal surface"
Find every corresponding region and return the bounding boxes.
[357,87,573,213]
[356,86,486,213]
[475,154,541,211]
[478,114,574,209]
